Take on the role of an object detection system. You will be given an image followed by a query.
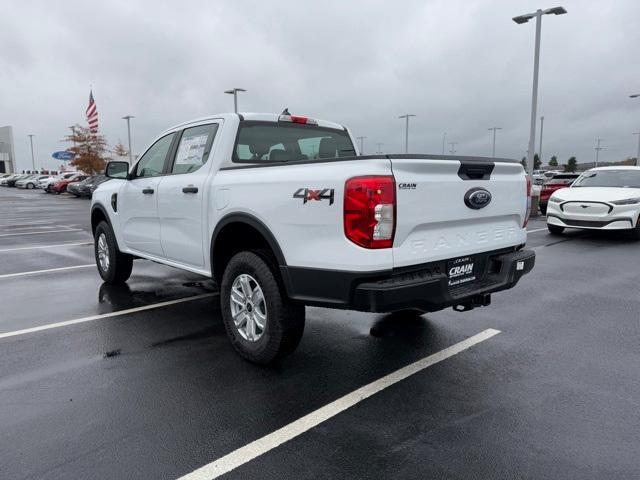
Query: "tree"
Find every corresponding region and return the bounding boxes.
[63,125,110,174]
[534,153,542,170]
[520,156,527,169]
[565,156,577,173]
[549,155,558,167]
[113,141,129,160]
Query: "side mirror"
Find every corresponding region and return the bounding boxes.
[105,161,129,179]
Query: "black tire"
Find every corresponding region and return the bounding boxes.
[630,218,640,240]
[548,224,564,235]
[94,221,133,284]
[27,183,34,189]
[539,203,547,216]
[220,251,305,364]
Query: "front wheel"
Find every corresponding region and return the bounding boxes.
[548,224,565,235]
[630,218,640,240]
[539,203,547,216]
[94,221,133,284]
[27,183,34,189]
[220,251,305,364]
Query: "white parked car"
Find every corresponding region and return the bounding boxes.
[16,174,49,189]
[546,166,640,238]
[39,172,77,192]
[91,112,535,363]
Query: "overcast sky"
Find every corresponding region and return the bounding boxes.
[2,0,639,171]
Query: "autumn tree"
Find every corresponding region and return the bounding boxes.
[63,124,110,174]
[534,153,542,170]
[113,141,129,160]
[549,155,558,167]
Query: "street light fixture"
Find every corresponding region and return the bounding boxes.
[513,6,567,177]
[27,134,35,172]
[224,88,246,113]
[356,136,367,155]
[631,94,640,165]
[488,127,502,158]
[594,138,603,167]
[399,114,416,154]
[122,115,134,164]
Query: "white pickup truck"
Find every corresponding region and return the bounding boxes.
[91,112,535,363]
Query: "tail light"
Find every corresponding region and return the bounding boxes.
[278,114,318,125]
[523,176,532,228]
[344,176,396,249]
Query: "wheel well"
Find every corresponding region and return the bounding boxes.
[91,207,109,235]
[211,222,280,284]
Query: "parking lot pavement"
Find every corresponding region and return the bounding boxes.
[1,188,638,480]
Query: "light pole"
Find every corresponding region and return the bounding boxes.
[513,6,567,178]
[27,134,35,172]
[449,141,458,155]
[356,136,367,155]
[594,138,603,167]
[442,132,447,155]
[631,94,640,165]
[376,142,383,154]
[122,115,134,164]
[538,115,544,164]
[224,88,246,113]
[488,127,502,158]
[398,114,416,154]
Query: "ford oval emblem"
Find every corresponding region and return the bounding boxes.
[464,187,492,210]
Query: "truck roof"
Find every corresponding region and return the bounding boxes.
[164,112,346,134]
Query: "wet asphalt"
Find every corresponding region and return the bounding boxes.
[0,187,638,479]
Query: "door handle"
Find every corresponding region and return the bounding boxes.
[182,186,198,194]
[142,188,154,195]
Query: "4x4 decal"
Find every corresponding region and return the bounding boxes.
[293,188,335,205]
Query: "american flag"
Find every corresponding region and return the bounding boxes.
[86,90,99,133]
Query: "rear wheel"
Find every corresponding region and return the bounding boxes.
[220,251,305,364]
[94,221,133,284]
[548,224,564,235]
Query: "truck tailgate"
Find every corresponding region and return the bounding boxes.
[390,157,527,268]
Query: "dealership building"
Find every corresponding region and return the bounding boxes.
[0,126,16,173]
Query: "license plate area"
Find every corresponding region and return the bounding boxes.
[447,256,476,287]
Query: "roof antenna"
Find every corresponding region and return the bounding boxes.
[281,108,290,115]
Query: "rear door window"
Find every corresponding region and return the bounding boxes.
[171,124,218,174]
[234,121,356,163]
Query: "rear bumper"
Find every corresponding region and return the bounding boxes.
[281,248,535,313]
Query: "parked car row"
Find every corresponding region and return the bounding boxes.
[0,172,110,197]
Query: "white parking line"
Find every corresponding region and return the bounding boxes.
[0,264,94,279]
[0,242,92,253]
[0,293,217,340]
[177,328,501,480]
[0,228,85,237]
[527,227,548,234]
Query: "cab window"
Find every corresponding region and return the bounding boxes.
[135,133,175,178]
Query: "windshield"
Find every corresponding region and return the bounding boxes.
[234,121,356,163]
[573,170,640,188]
[545,176,578,185]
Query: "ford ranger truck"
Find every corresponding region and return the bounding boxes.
[91,112,535,364]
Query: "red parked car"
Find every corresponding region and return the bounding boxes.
[539,173,580,215]
[51,174,88,194]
